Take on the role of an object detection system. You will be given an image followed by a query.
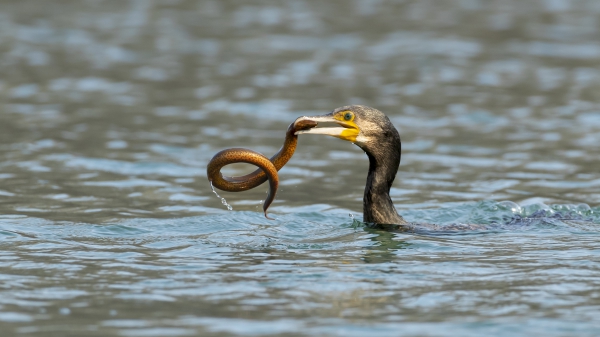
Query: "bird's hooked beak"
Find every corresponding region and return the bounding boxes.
[293,112,360,142]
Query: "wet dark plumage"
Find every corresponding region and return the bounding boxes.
[330,106,407,226]
[327,106,487,231]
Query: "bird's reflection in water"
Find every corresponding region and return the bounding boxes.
[360,224,412,264]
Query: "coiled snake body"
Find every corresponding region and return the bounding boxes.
[206,119,317,219]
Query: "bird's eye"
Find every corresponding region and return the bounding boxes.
[344,112,353,121]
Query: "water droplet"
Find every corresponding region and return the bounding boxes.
[498,201,521,214]
[577,203,591,212]
[210,181,232,211]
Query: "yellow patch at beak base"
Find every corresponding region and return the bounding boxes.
[338,123,359,142]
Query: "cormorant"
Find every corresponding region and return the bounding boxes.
[294,105,408,226]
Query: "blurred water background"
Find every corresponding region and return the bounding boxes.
[1,0,600,336]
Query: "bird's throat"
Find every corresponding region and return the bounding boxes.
[362,148,407,225]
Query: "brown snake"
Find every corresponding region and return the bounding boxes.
[206,119,317,219]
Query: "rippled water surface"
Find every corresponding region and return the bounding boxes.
[1,0,600,336]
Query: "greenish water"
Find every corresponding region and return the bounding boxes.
[1,0,600,336]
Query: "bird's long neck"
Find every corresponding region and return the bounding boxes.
[362,138,407,225]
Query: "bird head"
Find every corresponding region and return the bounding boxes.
[293,105,398,152]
